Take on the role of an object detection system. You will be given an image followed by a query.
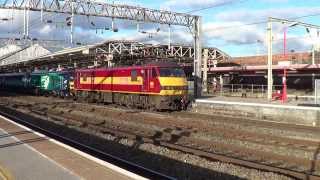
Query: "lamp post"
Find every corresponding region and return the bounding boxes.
[281,23,297,103]
[306,28,316,65]
[267,17,320,101]
[267,18,273,101]
[283,26,287,59]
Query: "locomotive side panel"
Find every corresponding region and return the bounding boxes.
[75,67,162,94]
[73,63,188,110]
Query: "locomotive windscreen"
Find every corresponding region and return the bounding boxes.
[159,68,185,77]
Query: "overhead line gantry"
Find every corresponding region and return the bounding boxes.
[0,0,203,97]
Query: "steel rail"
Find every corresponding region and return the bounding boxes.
[0,105,176,180]
[2,101,320,180]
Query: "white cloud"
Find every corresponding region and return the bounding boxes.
[203,22,265,44]
[214,7,320,22]
[0,2,318,56]
[108,28,194,45]
[259,0,288,3]
[205,6,320,55]
[39,25,53,34]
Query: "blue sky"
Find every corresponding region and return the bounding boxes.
[108,0,320,57]
[0,0,320,57]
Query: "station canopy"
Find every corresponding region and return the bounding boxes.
[0,40,231,72]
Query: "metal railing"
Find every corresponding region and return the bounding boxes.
[208,84,283,98]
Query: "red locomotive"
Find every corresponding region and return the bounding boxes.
[72,62,188,110]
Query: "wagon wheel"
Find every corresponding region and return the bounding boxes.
[34,88,39,96]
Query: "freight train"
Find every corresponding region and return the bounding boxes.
[0,62,189,110]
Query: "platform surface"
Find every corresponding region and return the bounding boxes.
[193,95,320,127]
[0,128,80,180]
[197,95,319,109]
[0,116,140,180]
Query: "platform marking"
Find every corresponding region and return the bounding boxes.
[0,115,148,180]
[196,99,320,110]
[0,164,13,180]
[0,126,80,180]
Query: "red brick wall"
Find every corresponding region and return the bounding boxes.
[232,52,312,66]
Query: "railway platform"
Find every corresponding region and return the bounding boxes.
[0,115,145,180]
[192,96,320,127]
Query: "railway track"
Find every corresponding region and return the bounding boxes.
[1,96,320,179]
[0,105,175,180]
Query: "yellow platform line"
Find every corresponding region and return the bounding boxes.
[0,165,14,180]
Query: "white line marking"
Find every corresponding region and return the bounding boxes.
[0,115,148,180]
[195,99,320,111]
[0,128,81,179]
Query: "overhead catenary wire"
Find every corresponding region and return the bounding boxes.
[3,0,320,48]
[214,34,318,48]
[209,12,320,31]
[9,12,57,35]
[8,11,70,42]
[185,0,249,13]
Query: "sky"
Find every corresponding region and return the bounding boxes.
[0,0,320,57]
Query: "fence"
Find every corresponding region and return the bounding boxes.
[315,80,320,104]
[209,84,283,98]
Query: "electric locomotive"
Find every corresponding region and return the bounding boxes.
[72,62,188,110]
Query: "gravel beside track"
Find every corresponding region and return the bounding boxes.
[1,93,319,179]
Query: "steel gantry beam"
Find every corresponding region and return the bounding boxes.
[0,0,204,98]
[143,44,230,61]
[0,0,196,26]
[0,40,231,71]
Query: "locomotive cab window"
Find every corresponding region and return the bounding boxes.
[159,68,185,77]
[131,70,138,81]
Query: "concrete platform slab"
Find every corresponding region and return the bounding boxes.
[0,128,80,180]
[193,96,320,127]
[0,116,145,180]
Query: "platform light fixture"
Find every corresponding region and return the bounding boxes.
[305,27,315,65]
[267,17,320,101]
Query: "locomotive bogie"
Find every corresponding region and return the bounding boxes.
[74,90,185,110]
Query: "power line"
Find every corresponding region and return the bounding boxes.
[212,35,316,49]
[185,0,248,13]
[209,12,320,31]
[9,12,56,35]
